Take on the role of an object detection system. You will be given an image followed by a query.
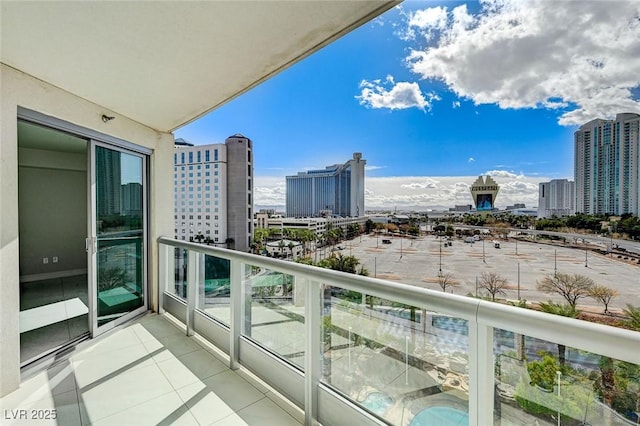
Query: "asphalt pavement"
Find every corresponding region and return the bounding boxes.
[321,234,640,313]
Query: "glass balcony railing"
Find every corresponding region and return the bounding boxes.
[158,237,640,426]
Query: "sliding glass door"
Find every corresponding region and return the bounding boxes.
[89,142,147,335]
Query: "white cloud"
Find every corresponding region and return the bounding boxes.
[485,169,524,179]
[403,6,449,41]
[356,76,439,111]
[468,157,475,163]
[452,101,461,108]
[365,165,386,171]
[401,178,440,189]
[255,173,554,211]
[402,0,640,125]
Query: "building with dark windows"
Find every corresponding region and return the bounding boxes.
[575,113,640,216]
[173,134,253,251]
[286,152,365,218]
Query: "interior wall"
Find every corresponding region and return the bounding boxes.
[18,147,87,278]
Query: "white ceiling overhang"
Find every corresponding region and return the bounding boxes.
[1,1,398,133]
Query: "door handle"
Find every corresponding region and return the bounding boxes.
[85,237,96,254]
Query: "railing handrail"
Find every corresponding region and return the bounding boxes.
[158,236,640,364]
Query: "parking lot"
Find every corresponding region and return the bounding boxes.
[320,234,640,312]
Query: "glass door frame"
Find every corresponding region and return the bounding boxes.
[88,140,149,337]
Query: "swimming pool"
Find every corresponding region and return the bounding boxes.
[360,392,394,416]
[409,406,469,426]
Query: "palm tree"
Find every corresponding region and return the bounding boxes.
[622,304,640,331]
[278,239,285,258]
[287,241,295,259]
[537,301,579,366]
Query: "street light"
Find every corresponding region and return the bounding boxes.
[517,262,520,300]
[439,239,443,276]
[584,239,588,267]
[554,249,557,277]
[482,238,486,263]
[556,370,562,426]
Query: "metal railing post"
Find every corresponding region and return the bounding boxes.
[305,278,321,425]
[468,321,494,426]
[186,249,201,336]
[229,258,244,370]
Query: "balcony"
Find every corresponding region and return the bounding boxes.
[3,237,639,426]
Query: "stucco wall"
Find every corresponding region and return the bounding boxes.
[0,64,174,396]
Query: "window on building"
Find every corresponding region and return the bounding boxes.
[205,150,210,162]
[181,152,185,164]
[214,149,218,161]
[197,151,201,163]
[188,152,193,163]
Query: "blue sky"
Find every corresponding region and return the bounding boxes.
[175,1,640,210]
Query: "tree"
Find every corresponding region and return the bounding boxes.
[622,304,640,331]
[317,253,362,275]
[478,272,509,301]
[588,285,619,314]
[437,272,458,293]
[287,241,296,259]
[537,301,579,366]
[536,273,595,308]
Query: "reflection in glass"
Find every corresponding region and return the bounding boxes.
[494,330,639,425]
[173,248,188,300]
[96,146,144,327]
[322,289,470,424]
[244,265,304,368]
[197,255,231,325]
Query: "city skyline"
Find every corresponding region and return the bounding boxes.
[175,0,640,211]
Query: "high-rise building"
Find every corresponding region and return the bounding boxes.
[286,152,365,218]
[538,179,575,218]
[574,113,640,216]
[174,134,253,251]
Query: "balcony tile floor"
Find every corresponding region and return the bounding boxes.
[1,314,302,426]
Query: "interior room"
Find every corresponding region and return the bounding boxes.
[17,121,89,364]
